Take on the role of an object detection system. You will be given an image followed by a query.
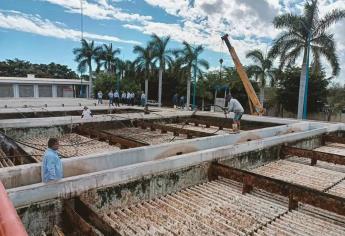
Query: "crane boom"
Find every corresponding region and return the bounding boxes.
[221,34,265,115]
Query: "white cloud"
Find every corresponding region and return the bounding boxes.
[42,0,152,21]
[141,0,345,82]
[0,11,141,44]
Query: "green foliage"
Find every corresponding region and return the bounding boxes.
[276,67,329,114]
[327,83,345,112]
[93,73,116,95]
[120,78,141,92]
[198,67,259,111]
[0,59,78,79]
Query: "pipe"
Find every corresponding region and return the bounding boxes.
[0,181,28,236]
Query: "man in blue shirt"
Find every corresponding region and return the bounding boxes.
[41,138,63,183]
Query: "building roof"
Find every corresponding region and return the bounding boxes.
[0,76,88,85]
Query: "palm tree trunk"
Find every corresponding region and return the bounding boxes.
[145,79,148,102]
[186,77,191,110]
[88,63,93,99]
[158,67,163,107]
[297,50,308,119]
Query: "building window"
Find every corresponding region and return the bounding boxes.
[38,85,52,97]
[0,84,14,97]
[57,85,73,97]
[19,85,34,97]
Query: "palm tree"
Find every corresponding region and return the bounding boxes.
[269,0,345,118]
[133,44,155,103]
[102,43,121,74]
[73,39,102,98]
[150,34,173,107]
[246,49,275,106]
[176,41,209,109]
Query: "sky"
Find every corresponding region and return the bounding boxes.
[0,0,344,83]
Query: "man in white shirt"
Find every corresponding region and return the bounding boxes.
[127,91,131,105]
[114,90,120,107]
[141,92,146,107]
[108,90,114,106]
[81,106,93,119]
[227,95,244,132]
[130,92,135,106]
[121,91,126,105]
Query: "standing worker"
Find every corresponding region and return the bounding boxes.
[41,138,63,183]
[114,90,120,107]
[141,91,146,107]
[227,94,244,132]
[108,90,114,106]
[97,91,103,105]
[121,91,126,105]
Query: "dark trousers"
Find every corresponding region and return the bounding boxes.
[114,97,120,107]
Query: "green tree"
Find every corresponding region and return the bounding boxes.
[276,67,329,114]
[101,43,121,74]
[73,39,102,98]
[0,59,78,79]
[150,34,173,106]
[269,0,345,118]
[133,44,155,102]
[175,42,209,108]
[246,49,275,105]
[93,73,115,96]
[224,67,260,112]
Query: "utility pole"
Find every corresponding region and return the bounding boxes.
[80,0,84,40]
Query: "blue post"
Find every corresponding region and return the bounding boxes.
[302,31,311,119]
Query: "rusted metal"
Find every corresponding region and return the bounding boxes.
[63,201,99,236]
[324,135,345,145]
[210,163,345,216]
[107,134,149,148]
[76,126,149,149]
[137,121,214,138]
[75,198,121,236]
[281,146,345,166]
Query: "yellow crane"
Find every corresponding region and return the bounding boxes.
[221,34,265,115]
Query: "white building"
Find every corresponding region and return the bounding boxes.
[0,75,89,98]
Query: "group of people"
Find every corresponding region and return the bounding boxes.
[97,90,147,107]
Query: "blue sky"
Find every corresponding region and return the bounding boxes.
[0,0,344,83]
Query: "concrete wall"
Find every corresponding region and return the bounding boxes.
[80,163,210,212]
[17,199,63,236]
